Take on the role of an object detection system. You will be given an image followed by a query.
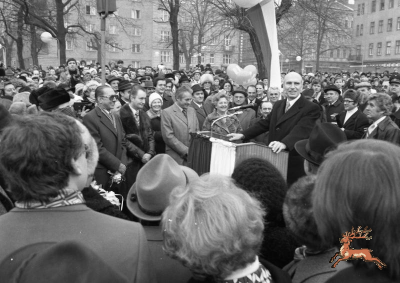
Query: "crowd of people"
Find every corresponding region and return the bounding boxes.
[0,59,399,282]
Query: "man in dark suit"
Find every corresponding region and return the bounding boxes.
[190,84,208,129]
[161,86,199,165]
[363,93,400,144]
[311,79,326,105]
[323,84,344,123]
[231,88,256,131]
[144,77,174,111]
[228,72,320,184]
[117,80,131,106]
[336,89,370,140]
[83,86,129,190]
[247,85,262,116]
[120,87,155,189]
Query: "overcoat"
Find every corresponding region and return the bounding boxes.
[336,109,370,140]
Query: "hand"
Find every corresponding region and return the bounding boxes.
[80,106,91,118]
[227,133,244,141]
[142,153,152,164]
[118,163,126,175]
[269,141,287,153]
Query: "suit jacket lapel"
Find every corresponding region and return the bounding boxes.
[96,108,117,136]
[173,104,188,125]
[276,98,302,126]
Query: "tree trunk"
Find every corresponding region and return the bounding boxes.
[30,24,39,66]
[16,7,25,69]
[170,0,180,70]
[55,0,66,64]
[5,39,13,67]
[247,29,266,78]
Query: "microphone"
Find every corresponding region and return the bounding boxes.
[228,104,254,111]
[211,111,243,128]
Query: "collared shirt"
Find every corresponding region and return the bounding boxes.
[129,104,138,116]
[344,107,358,124]
[329,99,339,106]
[248,99,256,105]
[192,101,203,108]
[368,116,386,134]
[286,94,302,110]
[314,92,322,102]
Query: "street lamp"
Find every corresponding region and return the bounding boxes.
[296,56,302,73]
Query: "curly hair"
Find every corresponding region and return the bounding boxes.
[368,92,393,115]
[232,158,287,226]
[162,175,265,279]
[0,112,84,202]
[212,92,229,107]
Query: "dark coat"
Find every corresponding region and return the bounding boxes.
[313,91,326,106]
[242,96,320,184]
[327,266,395,283]
[323,99,345,123]
[144,93,174,111]
[189,101,208,129]
[236,108,257,131]
[202,110,243,135]
[251,116,269,145]
[363,116,400,145]
[336,108,370,140]
[83,107,129,188]
[147,110,165,155]
[390,108,400,128]
[248,98,262,116]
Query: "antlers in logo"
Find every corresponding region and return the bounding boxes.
[342,226,372,240]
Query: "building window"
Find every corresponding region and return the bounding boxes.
[380,0,385,10]
[86,41,95,51]
[378,20,383,32]
[131,44,140,53]
[223,20,232,27]
[132,61,140,68]
[387,18,393,31]
[86,5,96,15]
[361,3,365,14]
[345,19,349,28]
[356,25,359,36]
[356,45,361,56]
[377,42,382,55]
[360,24,363,36]
[397,17,400,30]
[336,49,340,58]
[66,40,73,50]
[109,25,117,34]
[223,54,231,64]
[395,40,400,54]
[109,43,119,52]
[210,53,214,64]
[330,50,334,58]
[161,51,171,63]
[131,10,140,19]
[224,35,231,46]
[369,43,374,56]
[370,22,375,34]
[179,54,185,64]
[132,27,142,36]
[160,31,170,42]
[372,0,376,12]
[386,41,391,55]
[357,4,360,15]
[389,0,394,8]
[86,24,94,32]
[343,49,347,58]
[161,10,169,22]
[211,37,218,45]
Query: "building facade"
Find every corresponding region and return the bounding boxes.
[351,0,400,72]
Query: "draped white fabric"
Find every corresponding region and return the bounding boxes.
[209,138,237,176]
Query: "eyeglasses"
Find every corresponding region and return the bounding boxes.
[101,95,118,102]
[343,100,355,103]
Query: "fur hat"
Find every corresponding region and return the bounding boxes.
[117,80,132,92]
[66,58,77,64]
[38,88,70,111]
[13,92,31,106]
[9,102,27,116]
[149,92,163,107]
[0,104,13,133]
[29,86,53,106]
[27,104,39,115]
[200,74,213,85]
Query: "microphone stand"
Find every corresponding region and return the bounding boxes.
[210,111,243,139]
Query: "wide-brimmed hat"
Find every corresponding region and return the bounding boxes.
[117,80,132,92]
[127,154,199,221]
[191,84,204,93]
[323,84,341,94]
[106,75,122,84]
[295,123,347,165]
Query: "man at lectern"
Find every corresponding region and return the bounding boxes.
[228,72,320,184]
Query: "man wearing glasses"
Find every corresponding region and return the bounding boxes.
[336,89,370,140]
[83,86,129,190]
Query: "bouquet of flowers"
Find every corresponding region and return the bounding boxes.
[90,180,124,211]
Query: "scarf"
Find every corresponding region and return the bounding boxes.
[147,109,161,119]
[15,187,85,209]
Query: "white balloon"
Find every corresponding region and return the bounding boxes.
[296,56,302,61]
[232,0,261,8]
[40,32,53,43]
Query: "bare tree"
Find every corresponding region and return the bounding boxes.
[210,0,293,78]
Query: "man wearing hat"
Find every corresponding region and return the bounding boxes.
[144,77,173,111]
[228,72,321,185]
[189,84,208,128]
[322,84,344,123]
[120,87,155,191]
[389,74,400,96]
[0,112,156,282]
[230,87,256,131]
[127,154,195,283]
[117,80,131,106]
[295,123,347,175]
[191,70,202,86]
[38,87,76,118]
[143,81,155,96]
[107,75,122,92]
[336,89,370,140]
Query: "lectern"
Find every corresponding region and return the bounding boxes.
[188,132,288,180]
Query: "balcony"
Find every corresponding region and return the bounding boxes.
[348,55,363,62]
[224,45,235,52]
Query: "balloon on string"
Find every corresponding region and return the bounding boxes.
[244,65,258,77]
[40,32,53,43]
[226,64,242,81]
[242,77,258,88]
[232,0,261,8]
